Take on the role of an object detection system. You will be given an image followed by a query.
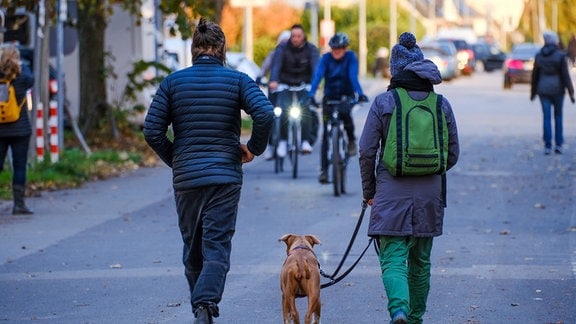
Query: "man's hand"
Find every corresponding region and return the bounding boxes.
[570,94,575,104]
[363,198,374,206]
[530,94,536,101]
[240,144,255,164]
[358,94,369,103]
[268,81,278,91]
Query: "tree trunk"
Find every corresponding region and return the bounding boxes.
[76,0,109,136]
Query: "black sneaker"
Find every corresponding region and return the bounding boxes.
[194,306,213,324]
[318,170,329,184]
[544,147,551,155]
[347,141,357,156]
[554,146,562,154]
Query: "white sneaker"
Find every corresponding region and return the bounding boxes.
[301,140,313,154]
[277,140,287,158]
[263,145,274,160]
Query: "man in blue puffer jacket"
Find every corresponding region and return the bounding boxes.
[143,18,273,324]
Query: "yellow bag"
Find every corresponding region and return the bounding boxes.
[0,78,25,123]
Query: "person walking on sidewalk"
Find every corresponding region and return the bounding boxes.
[307,32,369,183]
[269,23,319,156]
[143,18,274,324]
[359,32,459,324]
[0,45,34,215]
[530,30,575,155]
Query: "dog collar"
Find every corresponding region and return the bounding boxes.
[288,245,316,256]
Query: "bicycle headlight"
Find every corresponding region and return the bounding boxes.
[289,105,301,119]
[274,106,283,117]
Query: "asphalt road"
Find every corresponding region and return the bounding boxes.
[0,69,575,324]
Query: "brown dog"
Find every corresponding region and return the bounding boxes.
[279,234,321,324]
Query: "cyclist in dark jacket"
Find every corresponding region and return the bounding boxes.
[308,32,368,183]
[269,24,319,156]
[143,18,273,324]
[531,31,575,155]
[0,45,34,215]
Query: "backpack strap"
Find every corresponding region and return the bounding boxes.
[435,94,445,173]
[390,88,403,175]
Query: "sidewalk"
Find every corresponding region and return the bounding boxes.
[0,166,173,265]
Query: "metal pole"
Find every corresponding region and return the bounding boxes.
[310,1,319,47]
[429,0,436,37]
[0,10,5,44]
[410,0,416,34]
[538,0,546,34]
[244,1,253,61]
[552,0,558,32]
[390,0,397,49]
[153,0,160,77]
[56,0,66,150]
[359,0,366,76]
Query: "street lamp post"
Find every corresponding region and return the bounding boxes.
[552,0,559,32]
[390,0,397,49]
[359,0,366,76]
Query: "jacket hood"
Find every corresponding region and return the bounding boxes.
[540,44,558,57]
[403,59,442,85]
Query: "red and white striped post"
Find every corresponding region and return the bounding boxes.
[48,100,59,163]
[36,102,44,162]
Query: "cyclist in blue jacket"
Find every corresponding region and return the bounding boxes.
[308,32,368,183]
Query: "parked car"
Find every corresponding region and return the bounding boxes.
[503,43,540,89]
[226,52,260,81]
[472,42,507,72]
[437,38,476,75]
[421,45,459,81]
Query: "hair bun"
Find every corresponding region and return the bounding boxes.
[398,32,416,49]
[197,18,208,32]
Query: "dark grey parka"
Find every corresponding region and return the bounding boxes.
[531,44,574,98]
[143,55,274,191]
[359,60,459,237]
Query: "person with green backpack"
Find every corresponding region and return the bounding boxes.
[359,32,459,324]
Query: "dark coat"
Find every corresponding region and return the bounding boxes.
[269,41,319,86]
[0,62,34,137]
[359,60,459,237]
[143,55,274,191]
[531,44,574,98]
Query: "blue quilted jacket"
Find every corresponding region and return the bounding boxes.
[143,55,274,191]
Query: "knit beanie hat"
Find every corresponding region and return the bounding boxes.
[543,31,559,45]
[389,32,424,76]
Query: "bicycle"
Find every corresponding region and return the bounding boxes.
[275,84,311,179]
[256,79,285,174]
[323,96,358,196]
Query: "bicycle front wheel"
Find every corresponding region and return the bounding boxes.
[339,132,347,194]
[289,122,300,179]
[272,118,283,173]
[332,126,342,196]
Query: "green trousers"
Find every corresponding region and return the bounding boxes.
[379,236,433,324]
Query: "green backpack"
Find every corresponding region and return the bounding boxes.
[382,88,448,176]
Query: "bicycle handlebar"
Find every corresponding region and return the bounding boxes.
[324,96,359,106]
